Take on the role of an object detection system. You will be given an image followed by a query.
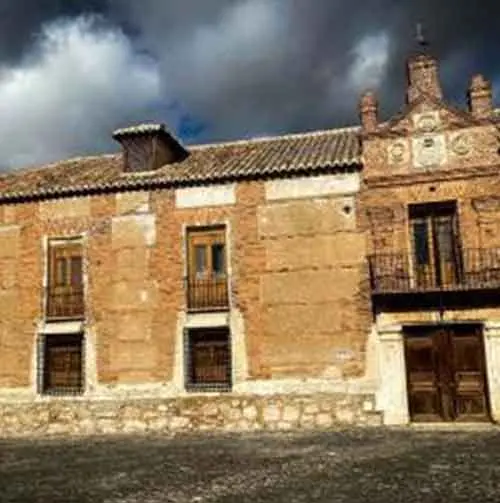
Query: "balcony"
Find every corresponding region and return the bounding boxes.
[186,276,229,312]
[369,248,500,296]
[46,287,85,321]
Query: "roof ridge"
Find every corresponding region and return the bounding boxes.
[188,125,361,151]
[0,153,120,178]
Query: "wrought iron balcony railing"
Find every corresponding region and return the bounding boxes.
[369,248,500,295]
[186,276,229,311]
[46,287,85,320]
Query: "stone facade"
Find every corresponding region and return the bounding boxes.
[360,49,500,424]
[0,394,381,437]
[0,47,499,436]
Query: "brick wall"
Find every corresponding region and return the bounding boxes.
[0,173,372,394]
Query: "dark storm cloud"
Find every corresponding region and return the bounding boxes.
[0,0,109,62]
[110,0,500,141]
[0,0,498,169]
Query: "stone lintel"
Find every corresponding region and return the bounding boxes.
[39,321,85,335]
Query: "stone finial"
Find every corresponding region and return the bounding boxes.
[468,74,493,119]
[406,52,443,104]
[359,91,378,133]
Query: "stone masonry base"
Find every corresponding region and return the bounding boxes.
[0,393,382,438]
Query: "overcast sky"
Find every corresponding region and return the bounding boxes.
[0,0,498,170]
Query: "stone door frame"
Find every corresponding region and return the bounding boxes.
[376,321,500,425]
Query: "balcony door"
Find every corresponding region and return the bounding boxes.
[47,240,84,320]
[187,227,228,310]
[409,202,462,289]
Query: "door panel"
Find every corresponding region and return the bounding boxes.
[405,332,442,421]
[405,325,490,422]
[450,328,490,421]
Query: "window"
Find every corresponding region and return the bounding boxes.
[47,240,84,320]
[409,202,462,288]
[40,334,84,395]
[186,227,229,310]
[185,327,231,391]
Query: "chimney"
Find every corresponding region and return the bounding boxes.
[359,91,378,133]
[406,52,443,104]
[468,74,493,119]
[112,123,188,173]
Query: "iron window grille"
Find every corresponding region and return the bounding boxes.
[38,333,85,396]
[184,327,232,392]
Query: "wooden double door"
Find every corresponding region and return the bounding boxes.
[404,325,490,422]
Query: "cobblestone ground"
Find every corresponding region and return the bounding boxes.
[1,426,500,502]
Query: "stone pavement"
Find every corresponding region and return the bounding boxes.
[1,426,500,502]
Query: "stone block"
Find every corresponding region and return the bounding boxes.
[299,415,316,428]
[261,269,362,305]
[201,403,219,416]
[304,404,319,415]
[39,197,90,220]
[262,403,281,423]
[282,405,300,422]
[116,312,153,342]
[265,233,365,271]
[0,260,17,289]
[116,191,150,215]
[46,423,73,435]
[315,413,334,428]
[336,409,355,423]
[363,400,374,412]
[243,405,258,421]
[0,226,20,258]
[111,281,155,310]
[264,173,360,201]
[226,407,242,422]
[111,214,156,249]
[96,419,118,434]
[112,248,149,281]
[110,342,156,373]
[258,197,356,238]
[262,304,353,338]
[169,416,190,430]
[175,184,236,208]
[3,206,16,224]
[122,420,147,433]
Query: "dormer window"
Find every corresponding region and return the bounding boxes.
[112,123,189,173]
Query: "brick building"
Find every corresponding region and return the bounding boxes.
[0,45,499,435]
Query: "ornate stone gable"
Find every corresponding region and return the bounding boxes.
[361,90,499,181]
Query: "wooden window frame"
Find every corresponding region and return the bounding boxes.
[408,201,462,289]
[46,239,85,320]
[185,226,229,311]
[187,226,227,278]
